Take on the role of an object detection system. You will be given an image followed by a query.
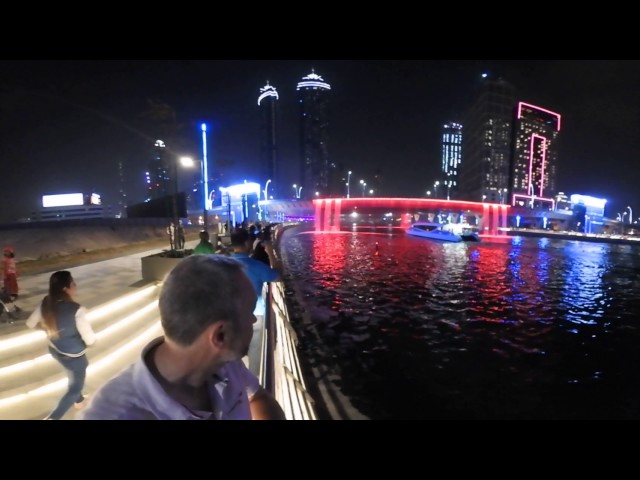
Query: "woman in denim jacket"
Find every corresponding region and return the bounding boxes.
[27,271,96,420]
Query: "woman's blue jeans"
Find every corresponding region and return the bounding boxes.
[47,348,88,420]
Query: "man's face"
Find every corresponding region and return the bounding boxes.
[225,271,257,360]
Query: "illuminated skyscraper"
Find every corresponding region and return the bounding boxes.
[296,70,331,199]
[441,122,463,200]
[459,75,516,203]
[145,139,170,202]
[510,102,560,209]
[258,82,279,198]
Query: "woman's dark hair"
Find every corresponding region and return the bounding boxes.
[41,271,74,338]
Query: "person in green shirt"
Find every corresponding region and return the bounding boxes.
[193,230,215,255]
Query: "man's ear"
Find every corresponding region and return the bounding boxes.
[209,321,227,347]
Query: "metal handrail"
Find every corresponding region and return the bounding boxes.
[264,281,317,420]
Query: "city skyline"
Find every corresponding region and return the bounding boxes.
[0,60,638,223]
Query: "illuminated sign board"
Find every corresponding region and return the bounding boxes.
[42,193,84,208]
[219,183,261,207]
[570,194,607,210]
[219,182,261,197]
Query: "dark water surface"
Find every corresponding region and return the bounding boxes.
[280,226,640,419]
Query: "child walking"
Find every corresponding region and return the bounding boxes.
[3,246,18,301]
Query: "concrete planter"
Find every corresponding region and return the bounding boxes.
[141,251,191,282]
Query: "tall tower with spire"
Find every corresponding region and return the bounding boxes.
[296,70,331,199]
[258,81,279,199]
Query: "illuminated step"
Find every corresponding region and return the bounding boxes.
[0,299,159,394]
[0,285,159,365]
[0,320,163,420]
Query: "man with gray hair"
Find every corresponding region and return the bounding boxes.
[78,255,285,420]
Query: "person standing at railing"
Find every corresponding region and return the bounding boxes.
[77,255,285,420]
[26,271,96,420]
[229,228,282,318]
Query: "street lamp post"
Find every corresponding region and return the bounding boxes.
[627,206,633,223]
[263,179,272,202]
[180,156,210,229]
[360,180,367,197]
[498,188,507,204]
[434,181,440,198]
[446,183,451,200]
[347,170,352,198]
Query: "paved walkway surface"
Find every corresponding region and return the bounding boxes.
[1,242,196,331]
[0,242,198,420]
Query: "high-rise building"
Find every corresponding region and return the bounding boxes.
[145,139,170,202]
[296,70,331,199]
[459,75,516,203]
[441,122,463,200]
[510,102,561,209]
[258,82,279,199]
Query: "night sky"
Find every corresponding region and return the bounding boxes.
[0,60,638,223]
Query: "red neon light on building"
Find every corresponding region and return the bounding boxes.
[517,102,561,132]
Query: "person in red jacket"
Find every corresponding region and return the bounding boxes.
[2,246,18,301]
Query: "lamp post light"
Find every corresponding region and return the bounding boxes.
[347,170,352,198]
[259,179,271,222]
[482,194,487,203]
[501,188,508,205]
[426,190,431,198]
[180,156,209,229]
[263,179,272,202]
[434,181,440,198]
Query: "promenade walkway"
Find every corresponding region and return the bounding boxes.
[0,242,203,420]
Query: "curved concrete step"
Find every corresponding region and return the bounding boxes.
[0,313,163,420]
[0,297,160,398]
[0,285,159,366]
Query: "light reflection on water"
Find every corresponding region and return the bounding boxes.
[281,226,640,419]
